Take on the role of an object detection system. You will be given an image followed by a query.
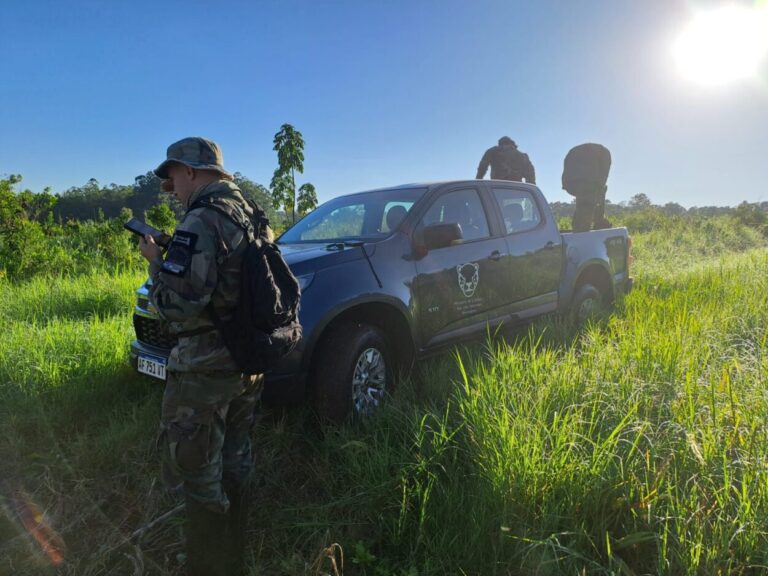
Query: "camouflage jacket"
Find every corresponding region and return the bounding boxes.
[476,144,536,183]
[148,180,254,372]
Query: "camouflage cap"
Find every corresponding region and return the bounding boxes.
[154,137,232,179]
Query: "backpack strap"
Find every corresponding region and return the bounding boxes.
[190,196,271,244]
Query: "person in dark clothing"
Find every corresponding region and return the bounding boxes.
[562,143,612,232]
[476,137,536,183]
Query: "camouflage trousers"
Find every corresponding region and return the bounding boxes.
[159,370,263,513]
[570,184,609,232]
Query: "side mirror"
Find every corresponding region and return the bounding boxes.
[423,222,463,250]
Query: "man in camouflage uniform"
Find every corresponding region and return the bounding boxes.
[476,136,536,183]
[139,137,261,576]
[562,142,612,232]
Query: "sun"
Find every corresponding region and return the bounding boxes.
[673,4,768,86]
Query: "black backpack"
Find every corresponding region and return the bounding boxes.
[191,196,302,374]
[562,143,612,195]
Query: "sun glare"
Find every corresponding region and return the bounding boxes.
[673,4,768,86]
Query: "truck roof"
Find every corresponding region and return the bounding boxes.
[357,179,540,194]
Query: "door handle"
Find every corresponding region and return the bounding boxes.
[489,250,502,261]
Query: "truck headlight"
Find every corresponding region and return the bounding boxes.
[296,273,315,292]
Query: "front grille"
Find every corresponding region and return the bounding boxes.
[133,314,177,350]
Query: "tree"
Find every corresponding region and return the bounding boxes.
[734,201,767,228]
[297,183,317,217]
[270,123,317,224]
[17,186,57,226]
[270,171,294,222]
[628,193,652,209]
[146,203,177,234]
[130,171,166,218]
[55,178,132,221]
[662,202,686,216]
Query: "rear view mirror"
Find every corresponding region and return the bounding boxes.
[423,222,463,250]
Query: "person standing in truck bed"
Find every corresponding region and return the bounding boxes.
[476,136,536,183]
[562,142,612,232]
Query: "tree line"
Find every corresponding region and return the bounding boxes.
[43,123,317,227]
[550,192,768,232]
[0,124,322,280]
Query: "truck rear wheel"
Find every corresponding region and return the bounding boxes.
[570,283,603,324]
[312,323,392,421]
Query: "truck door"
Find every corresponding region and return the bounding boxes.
[491,185,562,314]
[413,186,509,347]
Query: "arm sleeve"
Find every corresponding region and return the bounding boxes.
[524,156,536,184]
[476,150,491,179]
[148,215,219,323]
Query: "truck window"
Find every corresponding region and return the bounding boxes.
[419,188,489,242]
[299,204,366,240]
[279,187,427,244]
[492,188,541,234]
[380,202,414,233]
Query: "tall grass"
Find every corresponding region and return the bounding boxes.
[441,251,768,574]
[621,213,765,279]
[2,220,768,574]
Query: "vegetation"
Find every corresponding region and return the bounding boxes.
[2,182,768,574]
[0,174,282,281]
[270,123,318,224]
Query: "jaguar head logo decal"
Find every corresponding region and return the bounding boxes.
[457,262,480,298]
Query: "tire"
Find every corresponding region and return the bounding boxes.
[570,283,603,324]
[312,323,392,422]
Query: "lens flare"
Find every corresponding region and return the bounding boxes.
[10,490,66,567]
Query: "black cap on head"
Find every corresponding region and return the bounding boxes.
[498,136,516,146]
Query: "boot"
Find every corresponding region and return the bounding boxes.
[184,496,230,576]
[223,478,252,576]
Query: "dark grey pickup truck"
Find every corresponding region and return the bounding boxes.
[132,180,632,419]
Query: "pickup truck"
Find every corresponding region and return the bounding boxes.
[131,180,632,420]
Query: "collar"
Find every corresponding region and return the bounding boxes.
[186,179,239,209]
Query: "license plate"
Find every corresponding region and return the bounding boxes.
[138,354,167,381]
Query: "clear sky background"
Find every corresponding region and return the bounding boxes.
[2,0,767,207]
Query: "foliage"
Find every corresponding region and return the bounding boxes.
[297,182,318,217]
[129,171,168,219]
[733,200,768,232]
[270,123,317,224]
[145,203,176,235]
[549,195,764,224]
[0,171,273,281]
[273,123,306,174]
[269,171,294,222]
[0,175,67,279]
[628,192,652,208]
[54,178,133,221]
[231,171,286,231]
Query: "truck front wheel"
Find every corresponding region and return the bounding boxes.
[570,283,603,324]
[312,323,392,421]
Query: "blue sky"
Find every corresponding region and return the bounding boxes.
[2,0,767,207]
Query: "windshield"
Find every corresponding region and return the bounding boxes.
[278,187,427,244]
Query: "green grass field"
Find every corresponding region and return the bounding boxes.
[2,217,768,575]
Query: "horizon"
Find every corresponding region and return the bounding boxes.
[2,0,767,209]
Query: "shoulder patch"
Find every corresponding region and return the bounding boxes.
[161,231,198,277]
[171,230,198,248]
